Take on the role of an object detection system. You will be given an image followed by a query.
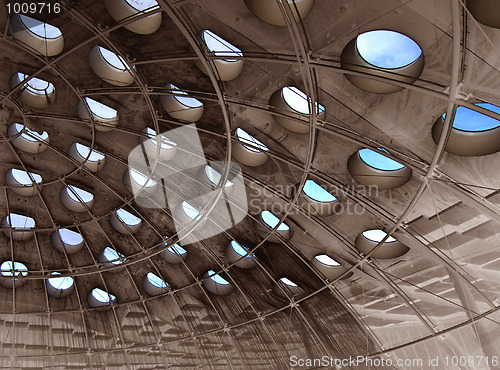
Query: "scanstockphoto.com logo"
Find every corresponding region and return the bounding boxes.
[128,124,248,245]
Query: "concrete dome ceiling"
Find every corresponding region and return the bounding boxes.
[0,0,500,368]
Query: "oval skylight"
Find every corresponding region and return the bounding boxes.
[143,127,177,150]
[19,14,62,39]
[10,123,49,142]
[47,272,74,290]
[10,169,42,186]
[236,128,269,153]
[129,168,157,188]
[17,72,55,94]
[99,46,129,70]
[204,165,233,188]
[356,30,422,69]
[231,240,253,258]
[75,143,105,162]
[81,97,117,120]
[302,180,336,202]
[5,213,36,230]
[280,277,298,287]
[147,272,168,289]
[207,270,230,285]
[182,201,201,220]
[103,247,125,265]
[314,254,341,267]
[359,148,405,171]
[448,103,500,132]
[125,0,159,11]
[91,288,116,304]
[66,185,94,204]
[169,84,203,108]
[202,30,242,59]
[362,229,396,243]
[116,208,141,226]
[282,86,325,115]
[0,261,28,277]
[262,210,289,231]
[162,238,187,256]
[59,229,83,244]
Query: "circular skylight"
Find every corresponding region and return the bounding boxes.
[448,103,500,132]
[116,208,141,226]
[235,128,269,153]
[129,168,157,188]
[207,270,230,285]
[143,127,176,149]
[59,229,83,245]
[125,0,159,11]
[358,148,405,171]
[314,254,341,267]
[279,277,297,287]
[17,72,55,94]
[10,123,49,143]
[103,247,125,265]
[202,30,242,58]
[75,143,105,162]
[282,86,325,115]
[147,272,168,288]
[4,213,35,230]
[0,261,28,277]
[91,288,116,304]
[66,185,94,204]
[169,84,203,108]
[52,228,84,254]
[10,169,42,186]
[204,165,233,188]
[98,46,129,70]
[302,180,336,203]
[81,97,117,120]
[362,229,396,243]
[19,14,62,39]
[356,30,422,69]
[47,272,74,290]
[182,201,201,220]
[261,210,289,231]
[231,240,253,258]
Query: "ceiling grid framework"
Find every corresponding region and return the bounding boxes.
[0,0,499,369]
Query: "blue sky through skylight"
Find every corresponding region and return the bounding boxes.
[58,229,83,246]
[125,0,159,11]
[8,213,35,229]
[356,30,422,69]
[103,247,125,265]
[202,30,242,58]
[282,87,325,115]
[359,148,405,171]
[169,84,203,108]
[19,15,62,39]
[303,180,336,202]
[92,288,116,303]
[147,272,168,288]
[0,261,28,277]
[262,211,289,231]
[362,229,396,243]
[236,128,268,152]
[447,103,500,132]
[207,270,230,285]
[76,143,105,162]
[11,169,42,186]
[48,272,74,290]
[116,209,142,226]
[99,46,128,70]
[13,123,48,142]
